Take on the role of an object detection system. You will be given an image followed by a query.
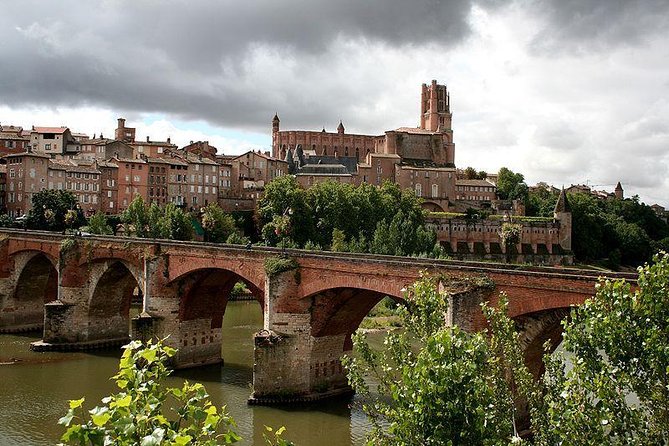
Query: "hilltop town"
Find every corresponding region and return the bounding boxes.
[0,81,661,265]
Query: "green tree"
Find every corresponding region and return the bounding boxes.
[158,203,194,241]
[496,167,528,202]
[0,213,12,227]
[344,275,532,446]
[538,252,669,445]
[525,188,558,217]
[201,203,238,243]
[27,189,84,231]
[121,197,193,241]
[121,196,150,237]
[85,212,113,235]
[331,228,349,252]
[257,175,314,247]
[346,255,669,445]
[463,167,487,180]
[258,178,436,257]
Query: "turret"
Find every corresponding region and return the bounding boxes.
[615,182,624,200]
[272,113,280,133]
[553,188,572,252]
[337,121,345,134]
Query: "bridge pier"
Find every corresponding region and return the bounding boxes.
[250,265,351,404]
[32,244,138,351]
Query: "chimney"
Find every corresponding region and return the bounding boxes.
[167,137,171,144]
[146,136,150,142]
[100,132,104,139]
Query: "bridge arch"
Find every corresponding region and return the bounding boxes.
[2,251,58,331]
[421,201,445,212]
[305,286,404,348]
[87,260,141,343]
[175,267,263,329]
[167,267,264,367]
[515,307,571,378]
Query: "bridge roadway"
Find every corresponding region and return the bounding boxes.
[0,229,637,404]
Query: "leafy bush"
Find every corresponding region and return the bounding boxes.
[59,340,242,445]
[58,340,294,446]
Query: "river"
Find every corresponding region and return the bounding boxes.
[0,301,380,445]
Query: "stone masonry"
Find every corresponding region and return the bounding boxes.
[0,229,637,403]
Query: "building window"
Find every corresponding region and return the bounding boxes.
[432,184,438,197]
[415,183,422,197]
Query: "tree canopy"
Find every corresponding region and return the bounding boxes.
[121,196,194,241]
[258,177,441,257]
[27,189,85,231]
[496,167,528,201]
[346,253,669,445]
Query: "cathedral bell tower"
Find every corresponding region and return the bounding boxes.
[420,80,452,133]
[271,113,280,158]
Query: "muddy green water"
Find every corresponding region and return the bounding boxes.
[0,301,380,446]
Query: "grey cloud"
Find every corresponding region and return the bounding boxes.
[528,0,669,54]
[0,0,478,132]
[534,121,583,151]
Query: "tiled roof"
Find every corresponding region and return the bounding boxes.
[0,132,27,140]
[115,157,147,164]
[33,127,68,134]
[81,138,113,145]
[394,127,435,134]
[49,159,101,174]
[3,151,51,159]
[455,179,496,187]
[0,125,23,132]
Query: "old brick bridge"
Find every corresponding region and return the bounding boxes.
[0,229,636,403]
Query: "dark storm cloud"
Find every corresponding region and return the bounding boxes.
[1,0,667,135]
[0,0,474,130]
[529,0,669,54]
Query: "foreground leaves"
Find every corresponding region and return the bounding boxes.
[58,340,242,445]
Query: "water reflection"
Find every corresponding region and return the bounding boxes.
[0,301,379,446]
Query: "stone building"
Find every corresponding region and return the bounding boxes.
[231,150,288,200]
[47,160,102,215]
[3,151,50,217]
[427,189,573,264]
[114,118,177,157]
[112,156,148,212]
[145,157,170,206]
[182,141,218,161]
[181,153,220,210]
[79,136,134,161]
[29,126,80,157]
[99,160,119,214]
[0,165,6,212]
[273,80,459,212]
[0,124,30,157]
[454,179,497,202]
[164,155,189,207]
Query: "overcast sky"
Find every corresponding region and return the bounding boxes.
[1,0,668,206]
